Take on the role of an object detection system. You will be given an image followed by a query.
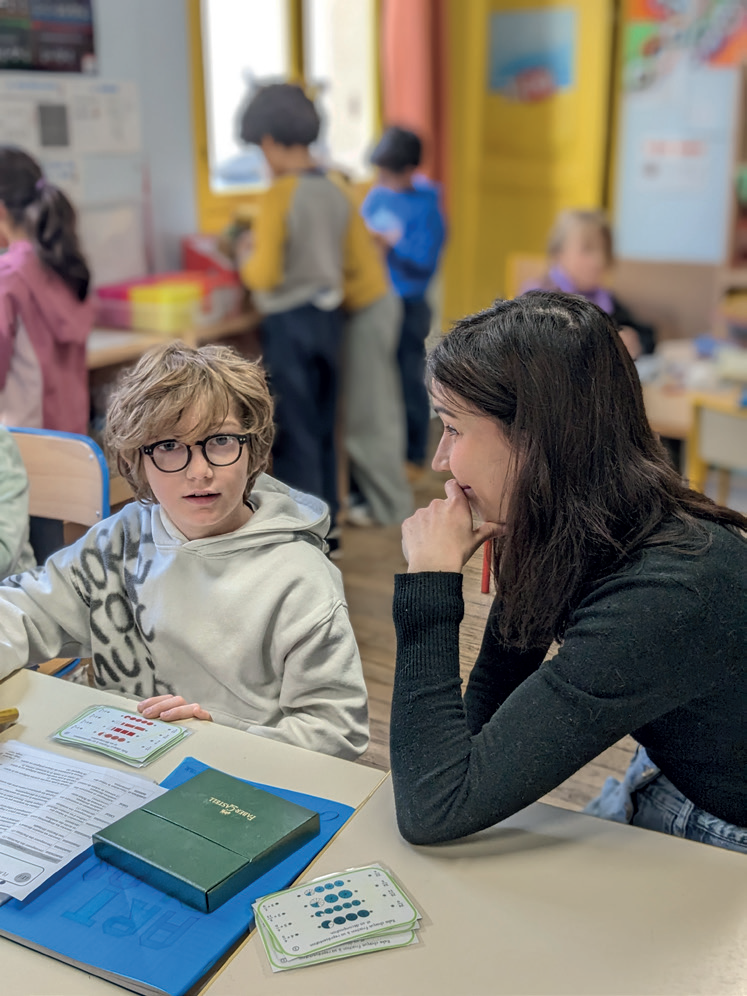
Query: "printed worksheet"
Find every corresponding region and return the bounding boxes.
[0,742,165,900]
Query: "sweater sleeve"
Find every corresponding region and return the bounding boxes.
[390,569,725,844]
[239,177,296,293]
[387,201,445,279]
[0,540,94,678]
[340,189,388,311]
[462,599,549,734]
[0,431,31,579]
[210,601,369,761]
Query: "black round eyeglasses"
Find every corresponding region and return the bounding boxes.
[141,434,248,473]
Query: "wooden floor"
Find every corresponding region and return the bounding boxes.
[340,437,634,813]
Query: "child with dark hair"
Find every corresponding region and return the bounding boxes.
[391,291,746,852]
[237,84,408,545]
[362,126,446,475]
[0,146,93,434]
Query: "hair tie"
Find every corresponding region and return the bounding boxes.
[35,177,47,192]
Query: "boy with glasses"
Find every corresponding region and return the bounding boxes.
[0,342,369,760]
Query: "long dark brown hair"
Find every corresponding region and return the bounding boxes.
[0,146,90,301]
[428,291,747,650]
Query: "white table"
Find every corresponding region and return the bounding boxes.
[0,670,384,996]
[210,778,747,996]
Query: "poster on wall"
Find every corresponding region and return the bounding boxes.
[0,74,145,284]
[488,8,576,102]
[614,0,744,263]
[0,0,96,73]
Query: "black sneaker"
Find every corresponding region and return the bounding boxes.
[326,526,342,561]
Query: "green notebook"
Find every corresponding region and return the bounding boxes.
[93,768,320,912]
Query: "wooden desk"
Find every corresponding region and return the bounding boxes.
[86,311,261,370]
[1,669,384,996]
[212,776,747,996]
[641,340,742,440]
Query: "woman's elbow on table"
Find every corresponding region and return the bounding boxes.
[393,791,473,846]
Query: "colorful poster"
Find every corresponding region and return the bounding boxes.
[614,0,742,263]
[0,0,95,73]
[624,0,747,91]
[488,8,576,102]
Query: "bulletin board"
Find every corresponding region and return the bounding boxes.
[0,0,95,73]
[0,74,146,284]
[614,0,745,263]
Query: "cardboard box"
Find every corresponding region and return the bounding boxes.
[93,769,320,913]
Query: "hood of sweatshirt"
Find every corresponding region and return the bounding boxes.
[0,240,92,346]
[151,473,330,556]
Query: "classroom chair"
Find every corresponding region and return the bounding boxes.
[504,251,546,300]
[686,396,747,506]
[8,427,110,676]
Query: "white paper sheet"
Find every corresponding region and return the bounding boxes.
[0,741,165,900]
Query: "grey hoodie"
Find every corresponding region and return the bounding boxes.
[0,475,369,760]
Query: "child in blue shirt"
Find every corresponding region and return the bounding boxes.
[362,128,446,471]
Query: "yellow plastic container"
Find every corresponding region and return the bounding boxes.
[128,280,204,334]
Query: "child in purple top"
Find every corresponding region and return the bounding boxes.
[0,146,93,434]
[524,209,656,359]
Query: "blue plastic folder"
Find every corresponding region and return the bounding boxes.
[0,757,354,996]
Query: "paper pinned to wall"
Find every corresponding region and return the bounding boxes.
[70,80,140,155]
[0,73,147,284]
[78,204,147,286]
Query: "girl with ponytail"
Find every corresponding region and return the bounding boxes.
[0,146,93,433]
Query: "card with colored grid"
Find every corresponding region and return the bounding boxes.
[52,705,191,766]
[254,864,420,969]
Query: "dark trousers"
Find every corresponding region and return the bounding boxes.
[398,296,432,465]
[261,304,343,524]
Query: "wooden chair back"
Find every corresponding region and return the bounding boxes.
[7,429,109,678]
[504,252,547,300]
[8,427,110,530]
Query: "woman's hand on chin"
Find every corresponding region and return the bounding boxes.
[402,478,504,573]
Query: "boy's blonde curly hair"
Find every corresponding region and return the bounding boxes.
[105,341,275,504]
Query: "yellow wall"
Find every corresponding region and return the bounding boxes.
[441,0,615,323]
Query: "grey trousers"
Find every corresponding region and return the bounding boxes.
[343,293,414,525]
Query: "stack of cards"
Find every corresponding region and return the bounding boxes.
[52,705,191,766]
[253,864,421,972]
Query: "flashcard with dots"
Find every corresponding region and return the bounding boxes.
[52,705,190,765]
[255,865,420,957]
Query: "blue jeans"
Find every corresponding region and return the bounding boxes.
[584,746,747,854]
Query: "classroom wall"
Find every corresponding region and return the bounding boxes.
[93,0,196,271]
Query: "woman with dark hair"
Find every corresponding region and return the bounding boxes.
[0,146,92,434]
[391,291,747,852]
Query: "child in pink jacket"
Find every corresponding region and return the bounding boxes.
[0,146,93,434]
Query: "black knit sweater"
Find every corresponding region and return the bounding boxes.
[391,521,747,844]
